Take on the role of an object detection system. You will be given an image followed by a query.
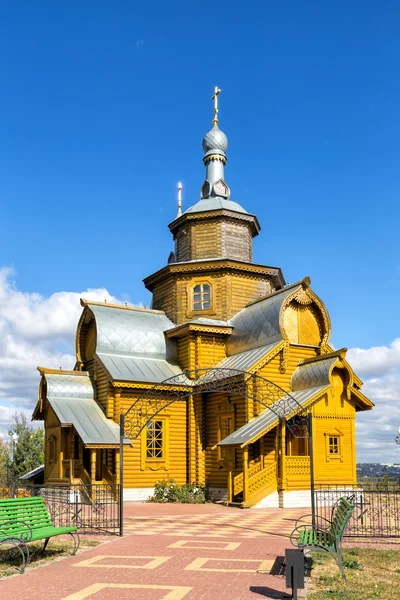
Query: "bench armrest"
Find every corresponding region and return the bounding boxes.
[0,520,33,543]
[295,514,332,529]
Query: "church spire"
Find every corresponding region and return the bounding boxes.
[200,86,231,201]
[176,182,183,218]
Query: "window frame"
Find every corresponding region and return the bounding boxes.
[140,417,169,471]
[186,278,215,317]
[324,429,343,462]
[217,409,235,468]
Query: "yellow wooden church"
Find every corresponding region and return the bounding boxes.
[33,89,373,507]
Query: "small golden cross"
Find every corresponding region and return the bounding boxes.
[212,86,221,126]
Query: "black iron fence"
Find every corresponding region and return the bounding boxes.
[0,483,121,535]
[314,483,400,538]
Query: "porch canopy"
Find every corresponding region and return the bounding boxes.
[217,384,329,448]
[33,370,130,448]
[217,349,373,449]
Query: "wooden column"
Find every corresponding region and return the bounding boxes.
[278,421,287,491]
[90,449,96,483]
[114,389,121,423]
[58,450,63,480]
[227,468,233,503]
[243,447,249,503]
[115,450,120,485]
[107,390,114,419]
[187,395,195,484]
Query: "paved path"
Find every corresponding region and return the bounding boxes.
[0,504,305,600]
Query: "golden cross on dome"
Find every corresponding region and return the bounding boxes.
[212,86,221,126]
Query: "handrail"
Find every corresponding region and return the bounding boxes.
[233,461,277,500]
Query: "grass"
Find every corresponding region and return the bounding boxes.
[0,538,100,578]
[307,547,400,599]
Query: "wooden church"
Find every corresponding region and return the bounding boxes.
[33,89,373,507]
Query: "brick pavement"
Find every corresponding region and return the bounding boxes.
[0,504,306,600]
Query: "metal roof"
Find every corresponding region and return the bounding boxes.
[291,357,338,391]
[184,197,248,215]
[227,286,300,355]
[19,465,44,480]
[98,352,184,384]
[89,304,177,360]
[213,342,281,373]
[46,373,128,446]
[46,373,94,399]
[189,318,230,327]
[86,303,186,384]
[218,385,329,447]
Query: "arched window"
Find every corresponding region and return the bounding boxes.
[193,283,211,311]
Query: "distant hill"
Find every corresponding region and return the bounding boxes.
[357,462,400,481]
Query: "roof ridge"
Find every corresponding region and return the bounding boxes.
[298,348,347,366]
[37,367,89,376]
[244,276,311,309]
[80,299,165,315]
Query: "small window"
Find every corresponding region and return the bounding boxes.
[146,421,163,459]
[193,283,211,311]
[219,415,234,462]
[329,436,339,455]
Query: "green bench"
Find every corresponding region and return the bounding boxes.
[0,496,80,573]
[290,496,355,580]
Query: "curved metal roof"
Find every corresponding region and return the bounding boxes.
[184,197,248,215]
[89,304,176,361]
[227,286,299,355]
[85,304,185,384]
[46,373,94,400]
[291,356,338,391]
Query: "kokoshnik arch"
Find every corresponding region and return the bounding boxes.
[33,88,373,508]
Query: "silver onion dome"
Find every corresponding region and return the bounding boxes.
[202,126,228,154]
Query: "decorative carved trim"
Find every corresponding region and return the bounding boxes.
[166,324,232,339]
[203,153,227,164]
[279,342,289,374]
[313,414,354,420]
[279,285,331,345]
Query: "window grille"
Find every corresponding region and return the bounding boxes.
[146,421,163,459]
[329,436,339,455]
[193,283,211,310]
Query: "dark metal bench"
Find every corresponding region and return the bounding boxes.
[290,496,355,580]
[0,496,80,573]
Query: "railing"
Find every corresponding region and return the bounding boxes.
[248,462,277,499]
[286,456,310,476]
[0,483,121,535]
[314,483,400,538]
[248,461,263,478]
[233,461,277,502]
[233,472,243,496]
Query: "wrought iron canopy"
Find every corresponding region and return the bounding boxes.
[122,367,311,441]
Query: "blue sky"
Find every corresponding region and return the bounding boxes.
[1,2,400,459]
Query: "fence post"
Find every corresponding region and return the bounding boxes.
[308,413,316,530]
[119,413,124,537]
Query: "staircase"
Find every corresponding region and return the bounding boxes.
[229,461,277,508]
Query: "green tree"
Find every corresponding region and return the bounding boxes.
[0,438,9,484]
[7,413,44,479]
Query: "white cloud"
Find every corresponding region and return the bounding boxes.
[0,267,124,438]
[347,338,400,378]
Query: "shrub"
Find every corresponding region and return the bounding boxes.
[147,479,210,503]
